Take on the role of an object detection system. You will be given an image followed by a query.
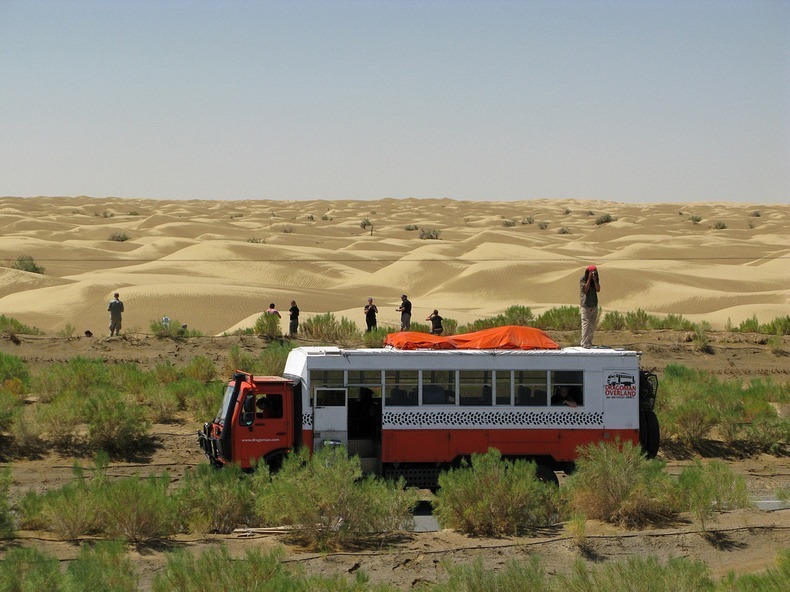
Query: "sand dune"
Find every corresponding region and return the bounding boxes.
[0,196,787,336]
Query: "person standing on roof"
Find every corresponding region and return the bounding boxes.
[426,309,443,335]
[396,294,412,331]
[107,292,124,336]
[579,265,601,348]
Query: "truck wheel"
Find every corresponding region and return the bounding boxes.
[535,464,559,486]
[639,409,660,459]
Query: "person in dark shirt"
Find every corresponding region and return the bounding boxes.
[107,292,124,336]
[364,297,378,332]
[579,265,601,347]
[396,294,412,331]
[288,300,300,338]
[426,309,443,335]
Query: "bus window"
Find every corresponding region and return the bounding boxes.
[422,370,455,405]
[385,370,418,406]
[255,394,283,419]
[494,371,512,405]
[459,370,492,405]
[315,388,345,407]
[310,370,345,388]
[515,370,548,406]
[551,370,584,406]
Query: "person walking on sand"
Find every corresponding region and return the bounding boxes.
[580,265,601,348]
[426,309,444,335]
[288,300,300,338]
[364,297,378,332]
[265,303,281,318]
[107,292,124,336]
[396,294,412,331]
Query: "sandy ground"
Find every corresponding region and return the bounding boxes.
[1,330,788,590]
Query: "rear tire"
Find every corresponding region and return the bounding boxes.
[639,409,660,459]
[535,463,559,486]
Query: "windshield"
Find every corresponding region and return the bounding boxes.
[214,384,236,424]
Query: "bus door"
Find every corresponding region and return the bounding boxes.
[313,388,348,449]
[235,383,292,468]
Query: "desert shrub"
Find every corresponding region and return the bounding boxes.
[35,392,84,448]
[153,361,180,384]
[419,227,441,239]
[690,214,702,224]
[404,224,419,231]
[665,396,717,446]
[0,468,14,539]
[654,313,697,331]
[761,315,790,335]
[431,557,548,592]
[0,352,31,390]
[522,216,535,224]
[563,440,679,528]
[57,323,76,337]
[600,310,626,330]
[32,356,111,402]
[362,327,390,348]
[743,415,789,454]
[713,221,727,229]
[678,460,751,531]
[222,344,257,376]
[457,306,534,334]
[692,329,712,353]
[141,384,181,422]
[0,547,62,592]
[149,318,201,337]
[177,463,259,534]
[64,540,139,592]
[0,390,18,432]
[736,315,760,333]
[408,321,431,333]
[0,314,43,335]
[723,549,790,591]
[181,380,225,421]
[321,214,332,220]
[559,555,713,592]
[85,390,151,454]
[538,221,549,229]
[360,217,372,229]
[534,306,580,331]
[595,213,616,225]
[183,355,217,383]
[502,218,516,227]
[9,405,43,454]
[98,473,178,543]
[257,342,296,375]
[256,446,417,549]
[300,312,361,344]
[624,308,652,330]
[253,313,281,337]
[37,479,100,539]
[433,449,557,536]
[558,226,571,234]
[11,255,45,274]
[108,232,130,242]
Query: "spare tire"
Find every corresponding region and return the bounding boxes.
[639,409,660,459]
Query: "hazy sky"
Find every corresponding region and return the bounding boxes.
[1,0,788,203]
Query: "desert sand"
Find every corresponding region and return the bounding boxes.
[1,196,788,336]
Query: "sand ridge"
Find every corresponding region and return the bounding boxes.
[0,196,787,336]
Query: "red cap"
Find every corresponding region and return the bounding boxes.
[586,265,597,271]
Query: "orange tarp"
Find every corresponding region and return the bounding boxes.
[384,325,559,350]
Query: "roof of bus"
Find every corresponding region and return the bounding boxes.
[291,346,640,357]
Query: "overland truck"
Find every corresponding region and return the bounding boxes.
[198,326,659,487]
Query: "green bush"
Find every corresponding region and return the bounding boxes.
[141,384,181,422]
[65,541,139,592]
[0,547,62,591]
[0,468,14,539]
[99,473,178,543]
[177,463,260,534]
[362,327,390,348]
[183,355,217,383]
[35,392,84,448]
[0,390,18,433]
[563,440,679,528]
[150,318,202,337]
[179,379,225,421]
[253,312,281,337]
[299,312,361,345]
[108,232,130,242]
[595,213,616,225]
[255,446,417,550]
[678,460,751,531]
[0,314,44,335]
[85,390,151,454]
[33,356,111,402]
[433,449,557,536]
[11,255,45,274]
[534,306,580,331]
[419,227,441,239]
[0,352,31,390]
